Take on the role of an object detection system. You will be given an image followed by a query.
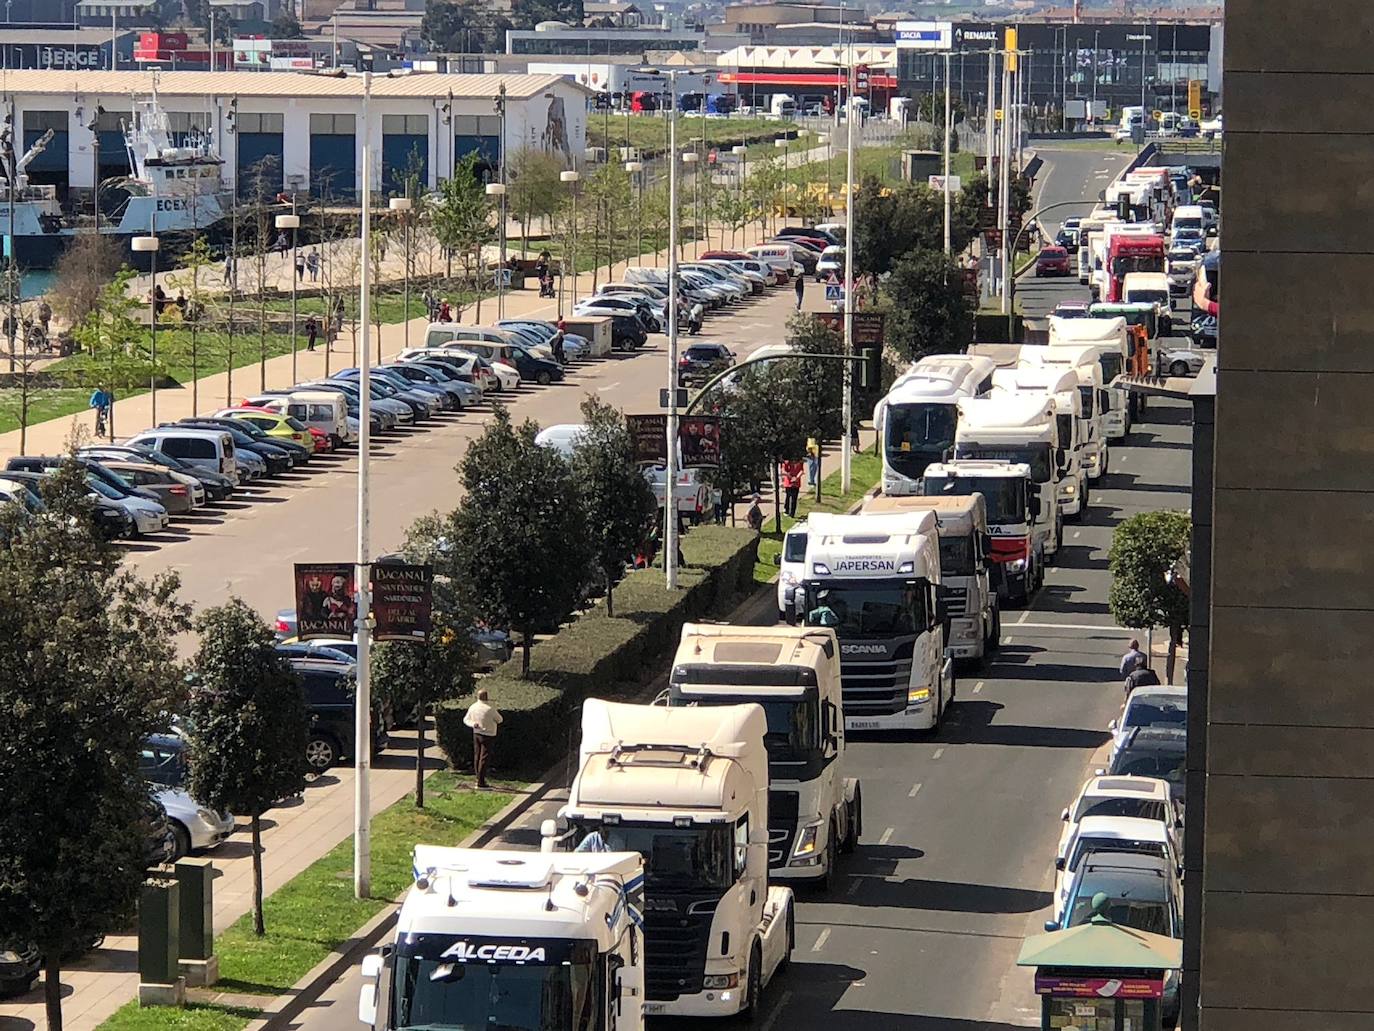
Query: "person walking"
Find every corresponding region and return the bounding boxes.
[463,688,503,789]
[295,251,306,282]
[794,273,805,310]
[307,249,320,282]
[745,494,765,531]
[780,457,805,518]
[806,436,820,486]
[1124,664,1162,698]
[305,314,319,352]
[1120,638,1148,677]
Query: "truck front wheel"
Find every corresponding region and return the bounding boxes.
[743,945,764,1021]
[841,789,862,854]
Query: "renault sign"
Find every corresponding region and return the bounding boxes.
[895,21,952,50]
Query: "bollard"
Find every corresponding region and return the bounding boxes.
[175,858,219,987]
[137,879,187,1007]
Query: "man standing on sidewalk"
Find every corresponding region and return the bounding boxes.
[794,273,805,310]
[464,688,502,789]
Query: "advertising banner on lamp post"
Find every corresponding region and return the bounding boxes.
[371,563,434,643]
[294,563,357,640]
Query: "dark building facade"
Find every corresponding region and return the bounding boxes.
[896,20,1219,119]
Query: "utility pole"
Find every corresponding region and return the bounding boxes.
[354,71,374,902]
[664,67,682,589]
[999,52,1013,316]
[943,48,952,255]
[841,44,856,493]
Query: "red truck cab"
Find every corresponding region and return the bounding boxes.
[1106,234,1165,302]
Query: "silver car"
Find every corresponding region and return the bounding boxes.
[141,734,235,857]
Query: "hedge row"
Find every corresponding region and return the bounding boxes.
[436,525,759,778]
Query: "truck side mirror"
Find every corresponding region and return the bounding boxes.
[1055,447,1068,471]
[1054,857,1066,871]
[1029,495,1041,518]
[773,554,782,566]
[359,951,385,1026]
[608,954,625,1014]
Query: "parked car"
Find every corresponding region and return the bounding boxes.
[0,469,134,539]
[98,461,204,514]
[0,941,41,997]
[215,408,316,450]
[678,341,736,386]
[1054,814,1180,921]
[81,472,171,535]
[140,733,236,857]
[1109,686,1187,757]
[79,444,236,501]
[1056,774,1183,869]
[1035,246,1073,277]
[175,418,303,472]
[815,245,845,282]
[293,659,390,777]
[1105,727,1188,805]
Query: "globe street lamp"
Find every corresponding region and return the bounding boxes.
[388,197,413,347]
[483,183,507,318]
[275,210,301,381]
[131,233,160,425]
[559,169,580,313]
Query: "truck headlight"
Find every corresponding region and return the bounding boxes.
[0,950,22,964]
[1008,558,1027,573]
[780,571,797,586]
[793,822,822,857]
[907,687,932,704]
[1063,483,1077,495]
[703,974,739,990]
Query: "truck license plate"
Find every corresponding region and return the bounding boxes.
[847,720,881,730]
[644,1004,666,1015]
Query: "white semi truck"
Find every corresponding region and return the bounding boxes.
[666,623,862,890]
[954,394,1063,562]
[921,459,1042,605]
[359,846,646,1031]
[992,366,1088,520]
[545,699,794,1020]
[872,354,999,494]
[1020,347,1111,482]
[863,493,1000,661]
[795,510,952,732]
[1047,315,1131,440]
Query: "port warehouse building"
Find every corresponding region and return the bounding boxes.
[1,69,590,203]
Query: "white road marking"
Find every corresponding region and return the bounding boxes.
[973,681,985,694]
[1017,621,1132,633]
[1072,530,1081,539]
[761,991,791,1031]
[1017,608,1032,624]
[879,826,895,845]
[846,877,862,897]
[596,381,621,391]
[931,749,944,761]
[1003,637,1012,645]
[811,928,831,952]
[908,782,923,797]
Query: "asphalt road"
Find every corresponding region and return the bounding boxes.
[282,150,1197,1030]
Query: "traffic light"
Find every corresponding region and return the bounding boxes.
[859,347,882,390]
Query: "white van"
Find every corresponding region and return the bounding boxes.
[1171,205,1206,237]
[776,518,808,621]
[255,390,351,447]
[128,428,238,483]
[746,244,803,277]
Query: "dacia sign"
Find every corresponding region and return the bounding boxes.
[894,21,951,50]
[833,558,896,572]
[440,941,548,963]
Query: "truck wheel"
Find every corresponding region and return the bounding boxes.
[743,946,764,1021]
[841,790,861,854]
[778,906,795,972]
[988,606,1002,653]
[817,823,838,893]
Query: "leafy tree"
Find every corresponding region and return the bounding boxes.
[852,175,978,276]
[0,457,190,1030]
[422,0,513,52]
[954,171,1033,248]
[168,235,216,413]
[1108,510,1191,682]
[882,249,974,363]
[186,599,308,934]
[431,153,495,320]
[570,395,656,617]
[507,148,565,255]
[50,232,121,332]
[783,314,846,495]
[72,270,152,441]
[449,408,592,676]
[510,0,583,30]
[730,363,810,532]
[746,153,784,239]
[267,9,304,37]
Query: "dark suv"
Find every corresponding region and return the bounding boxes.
[293,659,390,777]
[678,342,736,387]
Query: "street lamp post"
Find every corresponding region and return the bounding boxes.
[943,49,952,255]
[388,196,413,347]
[131,230,160,423]
[625,159,643,264]
[730,143,746,248]
[484,183,507,317]
[275,207,301,382]
[841,53,856,493]
[559,169,579,314]
[665,70,682,590]
[774,135,788,233]
[681,151,698,258]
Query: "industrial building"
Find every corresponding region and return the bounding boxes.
[0,69,588,204]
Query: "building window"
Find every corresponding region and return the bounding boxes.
[382,114,427,135]
[310,113,356,135]
[238,112,284,133]
[25,110,66,132]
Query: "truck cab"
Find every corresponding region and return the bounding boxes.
[954,394,1063,562]
[1022,347,1112,482]
[796,510,951,732]
[667,623,861,890]
[1106,233,1166,303]
[863,493,1000,661]
[1047,315,1131,441]
[921,459,1040,605]
[992,366,1088,520]
[546,700,793,1020]
[872,354,998,493]
[1121,271,1174,335]
[360,846,646,1031]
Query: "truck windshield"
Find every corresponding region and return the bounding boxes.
[804,583,922,638]
[1111,255,1164,276]
[938,535,975,576]
[674,694,820,763]
[392,936,598,1031]
[885,402,957,476]
[1098,354,1124,381]
[1078,387,1094,418]
[581,822,733,892]
[923,476,1025,525]
[1056,414,1074,449]
[954,444,1052,483]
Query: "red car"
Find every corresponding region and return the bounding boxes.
[1035,246,1072,277]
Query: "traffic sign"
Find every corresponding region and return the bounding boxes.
[1188,80,1202,121]
[1152,109,1164,122]
[994,108,1003,121]
[928,174,962,192]
[825,283,845,302]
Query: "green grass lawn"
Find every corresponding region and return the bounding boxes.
[588,114,791,160]
[97,774,509,1030]
[753,449,882,586]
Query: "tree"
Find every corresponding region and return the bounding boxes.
[72,271,152,441]
[510,0,583,30]
[570,395,656,617]
[852,176,978,276]
[0,457,190,1031]
[49,232,121,332]
[168,235,216,413]
[268,9,304,37]
[431,153,494,321]
[730,363,811,532]
[507,148,565,255]
[783,314,846,496]
[882,249,974,363]
[422,0,512,53]
[449,408,591,676]
[954,170,1033,247]
[185,599,307,934]
[1108,510,1191,683]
